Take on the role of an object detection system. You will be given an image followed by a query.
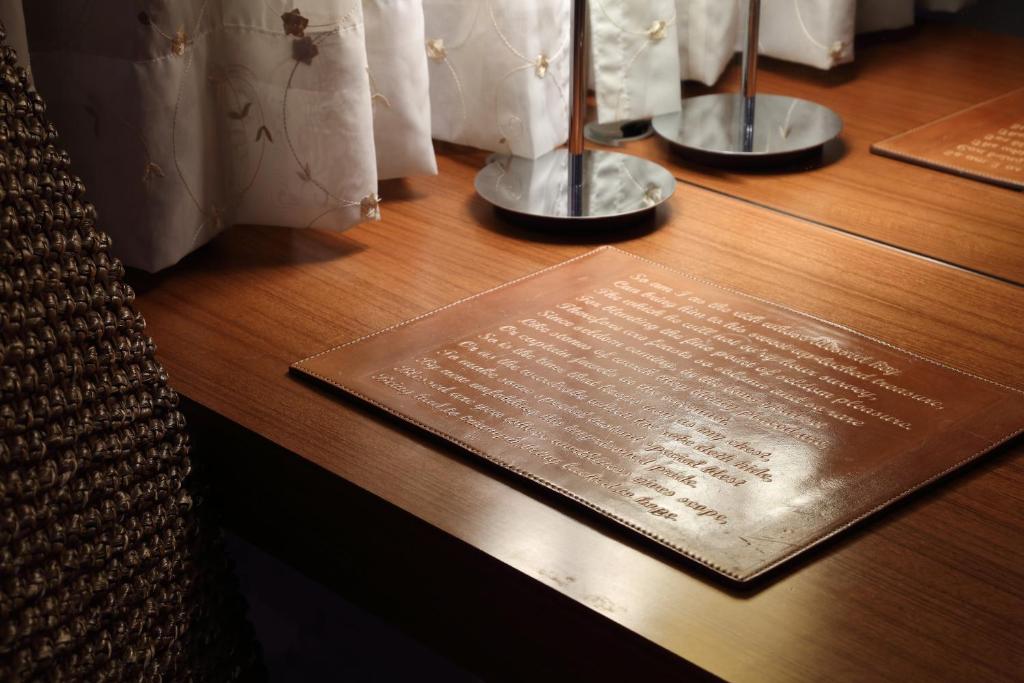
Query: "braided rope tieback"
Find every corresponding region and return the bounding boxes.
[0,22,260,681]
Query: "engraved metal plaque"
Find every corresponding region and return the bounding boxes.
[292,248,1024,582]
[871,87,1024,190]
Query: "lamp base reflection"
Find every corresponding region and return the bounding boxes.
[653,93,842,166]
[475,149,676,221]
[584,119,655,147]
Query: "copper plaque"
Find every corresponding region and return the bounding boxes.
[292,248,1024,582]
[871,87,1024,190]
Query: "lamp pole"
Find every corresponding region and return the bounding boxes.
[474,0,676,222]
[740,0,760,152]
[568,0,588,216]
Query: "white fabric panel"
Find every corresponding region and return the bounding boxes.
[758,0,856,71]
[589,0,681,124]
[422,0,571,159]
[679,0,975,85]
[24,1,380,272]
[676,0,741,85]
[363,0,437,179]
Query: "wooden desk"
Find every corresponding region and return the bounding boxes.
[131,24,1024,683]
[628,24,1024,285]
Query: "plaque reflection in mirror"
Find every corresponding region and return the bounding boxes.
[653,0,842,166]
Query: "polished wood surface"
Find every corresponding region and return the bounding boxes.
[626,24,1024,285]
[133,123,1024,680]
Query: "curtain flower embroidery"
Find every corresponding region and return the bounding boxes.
[142,161,165,183]
[281,9,309,37]
[829,41,847,64]
[293,37,319,65]
[360,193,381,220]
[643,183,662,205]
[647,20,667,42]
[534,54,550,78]
[171,27,188,56]
[426,38,446,62]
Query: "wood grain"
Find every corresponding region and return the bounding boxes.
[132,134,1024,680]
[624,24,1024,285]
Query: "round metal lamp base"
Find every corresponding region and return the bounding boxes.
[653,93,842,166]
[475,149,675,222]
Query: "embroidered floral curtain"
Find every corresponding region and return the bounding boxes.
[419,0,684,156]
[590,0,682,125]
[422,0,574,159]
[21,1,435,272]
[5,0,976,272]
[679,0,977,84]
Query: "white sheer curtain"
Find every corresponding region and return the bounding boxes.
[19,1,436,272]
[421,0,683,153]
[1,0,975,271]
[590,0,682,124]
[365,0,437,179]
[422,0,574,159]
[680,0,977,83]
